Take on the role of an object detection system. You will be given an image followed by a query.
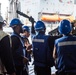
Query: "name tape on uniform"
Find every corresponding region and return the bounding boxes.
[32,39,44,43]
[58,41,76,46]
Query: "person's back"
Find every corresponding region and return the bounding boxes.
[55,35,76,72]
[53,19,76,75]
[32,21,55,75]
[33,33,49,66]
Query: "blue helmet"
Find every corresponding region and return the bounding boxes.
[35,21,46,31]
[22,26,30,32]
[58,19,72,35]
[10,18,23,27]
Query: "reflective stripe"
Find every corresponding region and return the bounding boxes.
[58,41,76,46]
[32,39,44,43]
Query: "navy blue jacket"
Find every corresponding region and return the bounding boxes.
[55,35,76,72]
[32,33,55,67]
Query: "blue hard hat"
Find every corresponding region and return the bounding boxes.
[10,18,23,27]
[58,19,72,35]
[35,21,46,31]
[22,26,30,32]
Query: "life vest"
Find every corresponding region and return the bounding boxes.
[55,35,76,72]
[32,34,54,67]
[11,33,25,65]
